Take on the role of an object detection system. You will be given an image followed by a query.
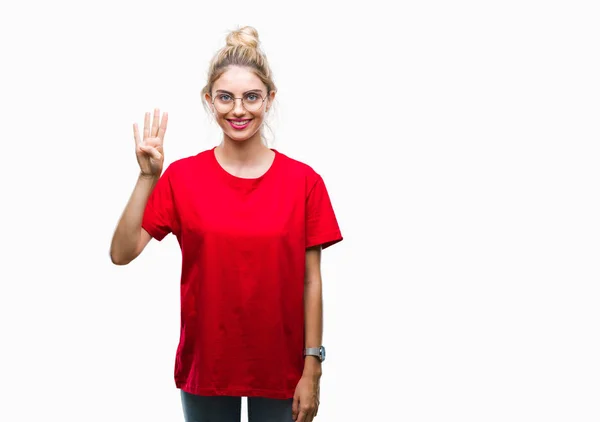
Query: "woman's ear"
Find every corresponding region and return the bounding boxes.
[266,90,276,112]
[204,92,214,113]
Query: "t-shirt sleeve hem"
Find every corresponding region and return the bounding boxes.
[306,231,343,250]
[142,221,168,242]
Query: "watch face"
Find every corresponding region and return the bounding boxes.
[320,346,326,362]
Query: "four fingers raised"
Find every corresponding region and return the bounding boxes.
[135,109,168,147]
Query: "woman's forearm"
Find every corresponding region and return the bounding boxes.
[110,173,159,264]
[303,276,323,378]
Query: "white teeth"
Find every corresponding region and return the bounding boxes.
[231,120,249,125]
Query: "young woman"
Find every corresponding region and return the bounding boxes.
[110,26,343,422]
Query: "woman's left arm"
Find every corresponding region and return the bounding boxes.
[292,245,323,421]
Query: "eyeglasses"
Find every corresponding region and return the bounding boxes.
[212,92,267,114]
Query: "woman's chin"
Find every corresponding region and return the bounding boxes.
[224,128,259,142]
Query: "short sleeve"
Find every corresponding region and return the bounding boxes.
[305,174,343,249]
[142,165,178,241]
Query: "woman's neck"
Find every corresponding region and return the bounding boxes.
[218,133,270,164]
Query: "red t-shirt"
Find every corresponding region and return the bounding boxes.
[141,146,343,399]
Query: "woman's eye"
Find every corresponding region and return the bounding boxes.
[219,94,232,101]
[246,94,259,101]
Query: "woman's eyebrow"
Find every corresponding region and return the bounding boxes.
[215,89,263,94]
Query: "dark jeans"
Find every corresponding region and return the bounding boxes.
[180,389,294,422]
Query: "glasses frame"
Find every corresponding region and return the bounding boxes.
[211,92,268,114]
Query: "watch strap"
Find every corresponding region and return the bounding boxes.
[304,347,321,357]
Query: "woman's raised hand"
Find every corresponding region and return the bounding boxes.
[133,108,168,177]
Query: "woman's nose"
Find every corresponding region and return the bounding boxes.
[232,98,245,115]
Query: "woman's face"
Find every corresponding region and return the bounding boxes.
[205,66,275,143]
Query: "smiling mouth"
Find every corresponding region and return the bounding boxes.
[228,119,252,129]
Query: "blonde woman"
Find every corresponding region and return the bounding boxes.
[110,26,343,422]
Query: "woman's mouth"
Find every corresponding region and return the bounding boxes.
[228,119,251,130]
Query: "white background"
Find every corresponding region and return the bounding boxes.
[1,1,599,421]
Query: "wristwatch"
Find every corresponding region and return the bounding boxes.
[304,346,326,362]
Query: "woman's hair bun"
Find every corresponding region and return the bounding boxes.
[226,26,260,49]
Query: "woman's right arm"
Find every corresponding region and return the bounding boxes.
[110,109,168,265]
[110,174,158,265]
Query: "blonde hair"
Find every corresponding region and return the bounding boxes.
[202,26,277,143]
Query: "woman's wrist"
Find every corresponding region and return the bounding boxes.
[303,357,322,379]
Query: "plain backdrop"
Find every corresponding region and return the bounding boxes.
[1,1,599,421]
